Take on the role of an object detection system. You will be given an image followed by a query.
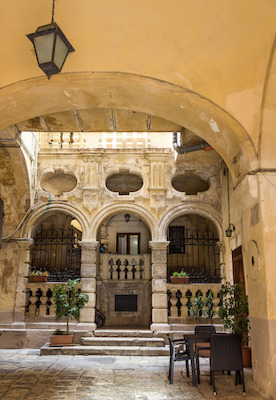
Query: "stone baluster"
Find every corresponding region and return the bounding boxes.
[39,293,47,316]
[62,132,71,148]
[71,132,81,149]
[76,240,98,331]
[170,295,178,317]
[51,132,61,148]
[149,241,170,332]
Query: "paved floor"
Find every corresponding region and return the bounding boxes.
[0,350,273,400]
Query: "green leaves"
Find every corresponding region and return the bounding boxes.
[218,282,250,345]
[172,271,188,277]
[53,279,89,334]
[189,291,215,322]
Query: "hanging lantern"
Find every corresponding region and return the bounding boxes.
[27,0,75,79]
[225,223,235,238]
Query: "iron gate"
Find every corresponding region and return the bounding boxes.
[31,224,81,281]
[167,226,221,283]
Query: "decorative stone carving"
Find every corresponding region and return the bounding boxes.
[82,188,99,213]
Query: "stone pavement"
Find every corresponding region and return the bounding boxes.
[0,349,273,400]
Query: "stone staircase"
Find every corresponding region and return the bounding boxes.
[40,329,170,356]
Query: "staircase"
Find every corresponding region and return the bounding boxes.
[40,329,169,356]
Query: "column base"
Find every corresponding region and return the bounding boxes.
[150,323,170,333]
[75,322,97,332]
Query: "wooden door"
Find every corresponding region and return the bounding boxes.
[232,245,245,291]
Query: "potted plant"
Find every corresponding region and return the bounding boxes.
[218,281,251,367]
[51,279,89,346]
[28,268,49,283]
[170,271,189,284]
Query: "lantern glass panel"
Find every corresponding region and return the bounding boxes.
[33,33,55,64]
[54,33,69,69]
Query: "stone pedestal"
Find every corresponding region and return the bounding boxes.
[12,238,34,328]
[149,241,170,332]
[76,240,99,331]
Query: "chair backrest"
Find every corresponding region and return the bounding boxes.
[210,333,243,372]
[167,334,175,355]
[195,325,216,334]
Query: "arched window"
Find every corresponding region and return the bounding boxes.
[167,214,220,283]
[31,214,82,281]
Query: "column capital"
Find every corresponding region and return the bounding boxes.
[16,238,34,249]
[149,241,170,250]
[79,240,99,251]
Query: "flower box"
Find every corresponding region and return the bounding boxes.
[28,275,47,283]
[50,334,74,347]
[170,276,189,284]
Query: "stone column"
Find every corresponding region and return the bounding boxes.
[149,241,170,332]
[76,240,99,331]
[12,238,34,329]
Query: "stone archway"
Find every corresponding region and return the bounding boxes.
[21,202,90,239]
[0,72,257,185]
[159,202,223,242]
[93,205,156,329]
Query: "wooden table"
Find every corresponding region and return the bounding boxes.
[183,333,211,386]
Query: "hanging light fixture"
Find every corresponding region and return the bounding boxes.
[225,223,235,238]
[124,214,130,223]
[27,0,75,79]
[225,167,235,237]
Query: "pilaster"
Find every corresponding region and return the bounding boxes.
[149,241,170,332]
[12,238,34,329]
[76,240,99,331]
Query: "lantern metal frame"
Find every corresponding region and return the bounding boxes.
[225,223,235,238]
[124,214,130,223]
[26,0,75,79]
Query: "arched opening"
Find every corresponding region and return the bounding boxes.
[96,212,152,329]
[167,214,221,283]
[30,212,82,281]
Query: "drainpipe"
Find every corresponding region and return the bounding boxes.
[173,132,210,154]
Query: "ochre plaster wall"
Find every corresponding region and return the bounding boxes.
[0,243,19,323]
[1,0,276,152]
[224,171,276,397]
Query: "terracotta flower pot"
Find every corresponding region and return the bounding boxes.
[170,276,189,284]
[242,346,252,368]
[50,334,74,347]
[28,275,47,283]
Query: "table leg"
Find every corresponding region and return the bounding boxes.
[189,344,197,386]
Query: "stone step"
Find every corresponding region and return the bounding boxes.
[40,343,169,356]
[94,329,153,338]
[81,336,165,347]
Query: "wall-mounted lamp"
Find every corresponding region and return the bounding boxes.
[225,167,235,238]
[124,214,130,223]
[27,0,75,79]
[225,223,235,238]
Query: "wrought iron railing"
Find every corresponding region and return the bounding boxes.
[167,226,221,282]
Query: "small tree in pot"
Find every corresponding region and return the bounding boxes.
[218,281,251,367]
[51,279,89,346]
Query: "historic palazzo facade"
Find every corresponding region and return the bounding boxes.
[1,1,276,397]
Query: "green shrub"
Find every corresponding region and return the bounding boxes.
[53,279,89,335]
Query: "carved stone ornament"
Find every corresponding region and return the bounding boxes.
[82,188,99,213]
